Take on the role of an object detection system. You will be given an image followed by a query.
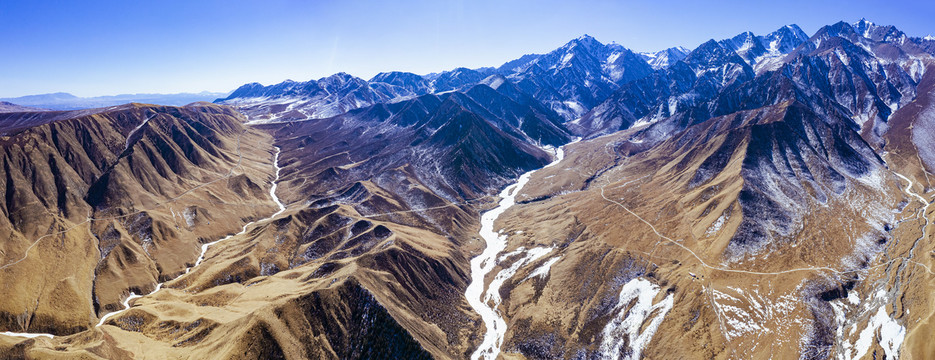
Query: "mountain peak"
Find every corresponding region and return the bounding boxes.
[639,46,691,69]
[775,24,808,38]
[813,21,859,40]
[854,17,875,28]
[693,39,723,53]
[849,18,907,42]
[565,34,603,51]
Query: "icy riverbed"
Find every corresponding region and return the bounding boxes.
[466,145,565,360]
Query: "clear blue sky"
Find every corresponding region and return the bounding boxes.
[1,0,933,97]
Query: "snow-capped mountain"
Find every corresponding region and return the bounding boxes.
[571,37,755,135]
[369,71,432,95]
[853,18,909,43]
[639,46,690,69]
[216,72,430,122]
[716,24,809,72]
[220,35,654,124]
[501,35,654,120]
[429,67,495,93]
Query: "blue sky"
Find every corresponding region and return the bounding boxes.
[1,0,933,97]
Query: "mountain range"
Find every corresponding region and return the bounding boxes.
[0,91,228,111]
[2,18,935,360]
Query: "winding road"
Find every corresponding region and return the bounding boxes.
[598,169,934,277]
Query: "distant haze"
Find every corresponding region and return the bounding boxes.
[1,0,933,97]
[0,92,229,110]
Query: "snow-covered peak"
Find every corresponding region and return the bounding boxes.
[925,35,935,41]
[851,19,908,43]
[562,34,605,54]
[762,24,809,54]
[853,18,876,38]
[639,47,690,69]
[815,21,859,40]
[574,34,598,43]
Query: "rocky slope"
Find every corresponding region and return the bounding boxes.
[0,103,277,338]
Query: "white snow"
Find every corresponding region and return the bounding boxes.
[598,278,674,360]
[124,114,155,151]
[848,291,860,306]
[667,97,678,116]
[836,283,907,360]
[557,53,575,69]
[523,256,561,281]
[486,247,553,304]
[487,77,505,90]
[183,207,196,227]
[845,306,905,360]
[0,331,54,339]
[631,117,653,128]
[709,285,799,343]
[466,144,567,360]
[706,212,729,235]
[563,101,586,117]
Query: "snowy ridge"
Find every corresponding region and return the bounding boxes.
[523,255,561,281]
[638,47,690,69]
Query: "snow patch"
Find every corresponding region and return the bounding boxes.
[599,278,674,360]
[843,306,905,360]
[0,331,54,339]
[523,256,561,281]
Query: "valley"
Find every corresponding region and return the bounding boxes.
[1,18,935,360]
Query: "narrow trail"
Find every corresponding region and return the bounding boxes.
[599,175,935,277]
[466,146,566,360]
[588,134,935,277]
